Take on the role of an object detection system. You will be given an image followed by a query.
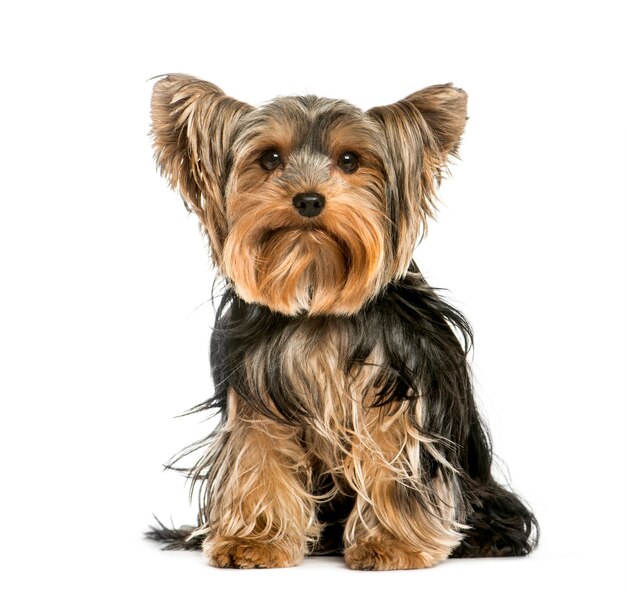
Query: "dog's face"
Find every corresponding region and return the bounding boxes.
[151,75,467,316]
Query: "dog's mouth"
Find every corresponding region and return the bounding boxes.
[222,214,386,317]
[258,223,325,243]
[244,225,351,315]
[257,223,338,249]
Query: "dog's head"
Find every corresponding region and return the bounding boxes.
[151,75,467,316]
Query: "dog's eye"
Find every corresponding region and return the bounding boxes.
[338,152,359,174]
[260,149,282,171]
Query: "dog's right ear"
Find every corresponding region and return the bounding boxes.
[151,74,252,260]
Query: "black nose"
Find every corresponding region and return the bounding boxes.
[292,192,325,218]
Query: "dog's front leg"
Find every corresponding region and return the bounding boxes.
[201,395,317,568]
[343,407,464,570]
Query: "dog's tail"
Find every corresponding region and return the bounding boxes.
[451,404,540,558]
[452,478,539,558]
[145,517,204,551]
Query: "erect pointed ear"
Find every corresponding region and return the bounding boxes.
[404,84,468,160]
[367,84,468,224]
[151,74,252,260]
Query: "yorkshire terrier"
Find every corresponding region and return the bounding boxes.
[146,74,538,570]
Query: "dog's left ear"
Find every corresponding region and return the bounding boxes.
[367,84,468,223]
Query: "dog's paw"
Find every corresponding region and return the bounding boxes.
[204,535,303,569]
[344,539,444,571]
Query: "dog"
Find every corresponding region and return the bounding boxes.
[146,74,538,570]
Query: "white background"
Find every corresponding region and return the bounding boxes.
[1,1,624,597]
